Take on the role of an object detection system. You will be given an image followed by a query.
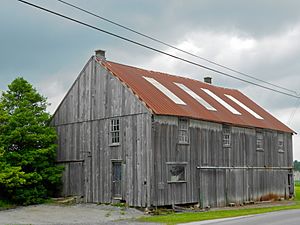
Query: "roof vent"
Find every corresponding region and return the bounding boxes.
[95,49,106,60]
[204,77,212,84]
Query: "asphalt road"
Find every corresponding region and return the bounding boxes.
[181,209,300,225]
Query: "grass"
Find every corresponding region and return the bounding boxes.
[294,184,300,201]
[110,202,128,208]
[139,184,300,225]
[0,199,15,211]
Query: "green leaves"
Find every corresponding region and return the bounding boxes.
[0,77,63,205]
[294,160,300,172]
[0,163,26,189]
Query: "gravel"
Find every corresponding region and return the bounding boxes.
[0,204,160,225]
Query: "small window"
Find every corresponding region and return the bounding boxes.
[256,131,264,150]
[167,163,186,183]
[278,133,284,152]
[222,125,231,147]
[110,118,120,145]
[178,118,189,144]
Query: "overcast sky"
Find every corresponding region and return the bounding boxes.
[1,0,300,159]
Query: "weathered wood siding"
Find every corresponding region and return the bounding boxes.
[51,56,293,208]
[152,115,293,207]
[51,57,153,207]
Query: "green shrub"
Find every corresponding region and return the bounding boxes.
[0,77,63,205]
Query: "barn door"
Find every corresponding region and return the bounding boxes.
[288,173,294,198]
[112,162,122,199]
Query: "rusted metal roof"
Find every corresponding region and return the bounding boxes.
[99,58,294,133]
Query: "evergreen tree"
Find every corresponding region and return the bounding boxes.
[294,160,300,172]
[0,77,63,205]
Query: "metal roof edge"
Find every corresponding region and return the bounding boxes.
[153,113,295,134]
[235,90,296,134]
[105,60,238,92]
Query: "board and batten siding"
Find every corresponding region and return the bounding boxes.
[151,115,293,207]
[51,55,293,208]
[51,57,153,207]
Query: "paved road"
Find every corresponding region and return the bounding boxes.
[181,209,300,225]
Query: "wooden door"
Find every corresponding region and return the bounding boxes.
[288,173,294,198]
[112,162,122,199]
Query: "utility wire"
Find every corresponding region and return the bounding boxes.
[288,98,300,125]
[17,0,300,99]
[57,0,298,95]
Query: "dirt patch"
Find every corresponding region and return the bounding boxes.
[0,204,160,225]
[260,193,283,201]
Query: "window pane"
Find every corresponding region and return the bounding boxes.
[223,126,231,147]
[178,119,189,144]
[168,165,185,182]
[111,120,114,131]
[111,119,120,132]
[110,119,120,144]
[278,133,284,150]
[256,132,263,149]
[179,120,187,130]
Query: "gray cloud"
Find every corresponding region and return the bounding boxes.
[1,0,299,158]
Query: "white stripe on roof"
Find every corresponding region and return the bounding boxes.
[174,83,217,111]
[143,77,186,105]
[225,94,264,120]
[201,88,241,115]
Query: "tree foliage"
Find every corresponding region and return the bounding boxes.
[0,77,63,205]
[294,160,300,172]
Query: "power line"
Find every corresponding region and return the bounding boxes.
[288,98,300,125]
[57,0,298,95]
[17,0,300,99]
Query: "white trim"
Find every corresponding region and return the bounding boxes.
[143,77,186,105]
[174,83,217,111]
[201,88,241,115]
[225,94,263,120]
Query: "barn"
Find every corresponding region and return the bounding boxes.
[51,50,294,208]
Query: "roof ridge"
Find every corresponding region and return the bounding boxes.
[106,60,238,92]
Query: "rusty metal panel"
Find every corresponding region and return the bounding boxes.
[99,59,294,133]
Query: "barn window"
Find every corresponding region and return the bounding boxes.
[167,163,187,183]
[110,118,120,145]
[256,131,264,150]
[178,118,189,144]
[278,133,284,152]
[222,125,231,147]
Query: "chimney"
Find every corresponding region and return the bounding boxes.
[95,49,106,60]
[204,77,212,84]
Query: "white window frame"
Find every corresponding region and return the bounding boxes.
[110,118,120,146]
[166,162,187,183]
[178,118,189,144]
[256,131,264,151]
[222,125,231,147]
